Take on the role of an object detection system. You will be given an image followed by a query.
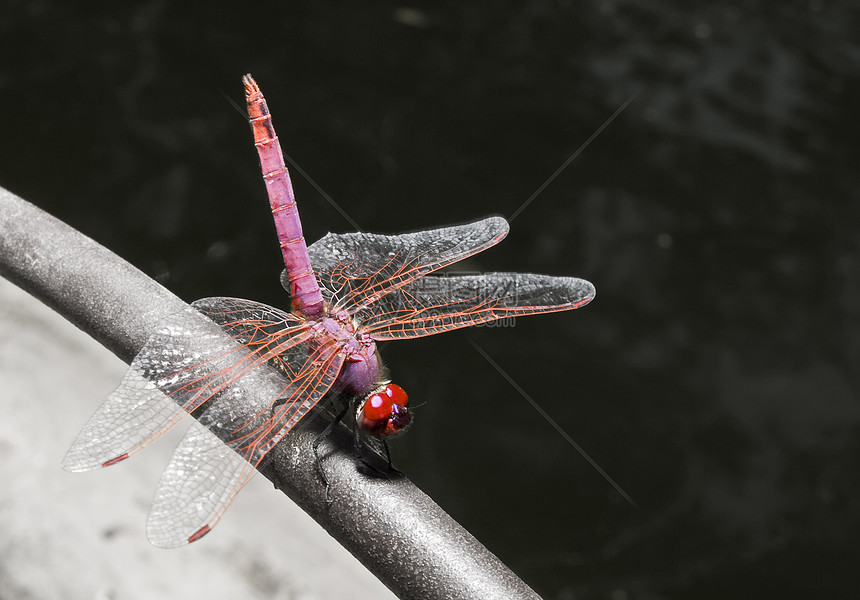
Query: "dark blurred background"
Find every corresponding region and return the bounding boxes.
[2,1,860,598]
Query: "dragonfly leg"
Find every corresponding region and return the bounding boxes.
[382,440,394,473]
[312,402,350,502]
[353,422,396,477]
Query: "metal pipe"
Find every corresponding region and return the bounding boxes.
[0,186,541,600]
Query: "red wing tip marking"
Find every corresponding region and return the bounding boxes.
[188,525,212,544]
[102,454,129,467]
[573,297,593,309]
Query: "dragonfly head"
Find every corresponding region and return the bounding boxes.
[356,383,411,439]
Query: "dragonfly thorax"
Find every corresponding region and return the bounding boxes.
[312,314,379,396]
[333,308,355,333]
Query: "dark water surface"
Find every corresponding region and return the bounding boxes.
[2,2,860,598]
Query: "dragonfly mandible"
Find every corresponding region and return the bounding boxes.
[62,75,595,548]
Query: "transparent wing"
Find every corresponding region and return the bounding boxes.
[146,337,345,547]
[147,419,248,547]
[358,272,596,340]
[286,217,509,314]
[192,297,313,381]
[193,296,305,353]
[62,298,313,471]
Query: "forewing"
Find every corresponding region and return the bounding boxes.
[146,338,345,547]
[62,298,312,471]
[288,217,509,313]
[358,272,596,340]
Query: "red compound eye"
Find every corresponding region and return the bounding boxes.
[362,384,408,421]
[359,384,412,438]
[385,384,408,406]
[363,392,393,421]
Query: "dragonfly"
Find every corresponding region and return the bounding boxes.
[62,74,596,548]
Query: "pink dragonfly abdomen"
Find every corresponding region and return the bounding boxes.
[244,75,325,319]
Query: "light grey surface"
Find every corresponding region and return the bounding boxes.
[0,187,541,599]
